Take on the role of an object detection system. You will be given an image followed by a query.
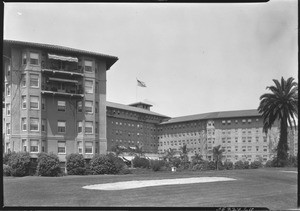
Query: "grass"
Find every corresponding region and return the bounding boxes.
[3,167,298,209]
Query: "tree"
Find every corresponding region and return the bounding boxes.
[258,77,298,166]
[127,145,144,168]
[179,144,190,163]
[163,148,177,163]
[110,143,126,157]
[211,145,225,170]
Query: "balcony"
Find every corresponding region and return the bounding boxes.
[41,53,84,77]
[41,80,84,98]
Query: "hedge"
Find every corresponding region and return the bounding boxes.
[8,152,31,177]
[132,156,150,168]
[36,153,61,177]
[66,153,86,175]
[90,154,118,174]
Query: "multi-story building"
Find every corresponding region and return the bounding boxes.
[3,39,297,167]
[157,110,281,163]
[3,40,118,168]
[106,101,169,153]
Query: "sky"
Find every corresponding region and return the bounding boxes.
[4,1,298,118]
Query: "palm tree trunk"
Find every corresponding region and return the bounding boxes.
[277,118,289,166]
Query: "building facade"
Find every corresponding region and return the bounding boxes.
[3,40,118,166]
[3,40,297,166]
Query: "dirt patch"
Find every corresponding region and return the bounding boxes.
[82,177,236,190]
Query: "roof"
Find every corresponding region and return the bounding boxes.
[106,101,169,118]
[160,109,261,125]
[3,39,118,70]
[128,102,153,107]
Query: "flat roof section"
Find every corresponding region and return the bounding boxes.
[160,109,261,125]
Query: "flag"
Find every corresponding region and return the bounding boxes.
[137,79,146,87]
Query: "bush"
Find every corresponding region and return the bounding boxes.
[66,153,86,175]
[8,152,31,177]
[119,168,132,174]
[36,153,61,177]
[244,161,250,169]
[150,160,165,171]
[250,161,263,169]
[265,160,273,168]
[234,160,245,169]
[207,161,216,170]
[106,153,126,173]
[171,157,181,168]
[287,155,298,167]
[224,161,234,170]
[132,156,150,168]
[3,152,13,165]
[90,155,118,174]
[3,164,12,176]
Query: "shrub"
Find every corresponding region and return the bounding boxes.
[265,160,273,168]
[36,153,61,177]
[287,155,298,167]
[224,161,234,170]
[8,152,31,177]
[207,161,216,170]
[66,153,86,175]
[171,157,181,168]
[3,152,13,165]
[234,160,245,169]
[150,160,165,171]
[106,153,126,173]
[119,168,132,174]
[250,161,263,169]
[90,155,118,175]
[132,156,150,168]
[244,161,250,169]
[3,164,12,176]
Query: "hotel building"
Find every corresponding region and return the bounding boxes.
[3,40,297,166]
[3,40,118,167]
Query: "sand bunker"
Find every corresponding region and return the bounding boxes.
[82,177,236,190]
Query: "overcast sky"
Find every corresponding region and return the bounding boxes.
[4,1,298,118]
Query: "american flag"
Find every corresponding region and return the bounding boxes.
[137,79,146,87]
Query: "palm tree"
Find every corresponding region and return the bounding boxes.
[211,145,225,170]
[258,77,298,166]
[163,148,177,163]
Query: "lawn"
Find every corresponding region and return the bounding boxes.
[3,167,298,209]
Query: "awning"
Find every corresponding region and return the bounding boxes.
[48,77,78,84]
[48,53,78,62]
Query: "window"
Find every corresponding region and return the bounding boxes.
[222,120,226,125]
[95,102,99,113]
[21,74,26,87]
[42,140,46,152]
[242,119,246,124]
[7,64,11,76]
[75,121,82,134]
[22,139,27,152]
[78,141,83,154]
[96,122,99,134]
[58,141,66,154]
[30,74,39,87]
[42,119,46,132]
[248,119,252,123]
[85,141,93,154]
[42,97,46,110]
[235,120,238,124]
[85,101,93,114]
[30,96,39,109]
[30,139,39,152]
[29,52,39,65]
[6,103,10,116]
[227,120,231,125]
[57,101,66,112]
[6,123,10,134]
[77,101,82,112]
[85,121,93,134]
[84,60,93,72]
[95,82,99,93]
[6,84,10,96]
[30,118,39,131]
[22,52,27,65]
[263,137,267,142]
[57,121,66,133]
[6,142,10,153]
[22,96,26,109]
[21,117,27,131]
[85,80,93,93]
